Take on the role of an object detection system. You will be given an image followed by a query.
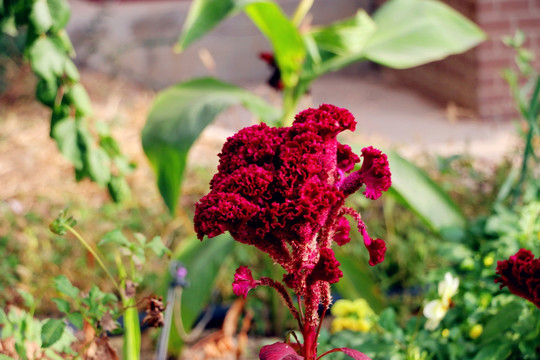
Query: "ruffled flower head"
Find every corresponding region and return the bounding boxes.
[495,249,540,308]
[233,266,260,298]
[194,104,391,328]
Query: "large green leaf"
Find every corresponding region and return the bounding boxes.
[40,319,65,348]
[28,0,70,34]
[50,117,83,169]
[363,0,485,69]
[303,10,376,80]
[175,0,305,88]
[177,234,234,329]
[479,301,524,345]
[244,1,305,88]
[142,77,279,213]
[28,36,66,81]
[29,0,53,34]
[46,0,70,32]
[167,234,235,353]
[334,249,385,313]
[175,0,240,52]
[383,150,466,239]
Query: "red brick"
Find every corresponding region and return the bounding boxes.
[477,1,497,14]
[516,16,540,31]
[479,57,513,70]
[481,18,512,30]
[500,0,531,12]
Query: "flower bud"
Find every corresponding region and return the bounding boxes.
[469,324,483,339]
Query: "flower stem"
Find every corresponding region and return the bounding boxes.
[292,0,314,26]
[297,295,305,323]
[66,224,121,294]
[315,307,327,344]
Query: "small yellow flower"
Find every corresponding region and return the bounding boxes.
[331,317,346,333]
[352,299,374,318]
[352,319,372,332]
[441,328,450,338]
[483,256,494,267]
[331,298,375,333]
[469,324,483,339]
[331,299,354,318]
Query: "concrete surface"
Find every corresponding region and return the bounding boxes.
[198,73,517,164]
[66,0,517,163]
[67,0,369,88]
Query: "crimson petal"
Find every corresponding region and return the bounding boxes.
[319,347,372,360]
[339,348,372,360]
[259,342,304,360]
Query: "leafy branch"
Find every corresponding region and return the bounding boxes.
[1,0,133,202]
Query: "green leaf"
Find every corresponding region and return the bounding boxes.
[107,175,131,203]
[472,342,512,360]
[16,288,34,308]
[145,236,171,257]
[378,308,398,332]
[363,0,486,69]
[54,275,79,298]
[41,319,65,348]
[99,229,131,248]
[167,234,234,351]
[28,36,66,81]
[175,0,239,52]
[85,147,111,186]
[244,1,305,88]
[304,10,376,78]
[334,249,385,313]
[479,301,524,344]
[142,77,279,213]
[52,298,70,314]
[50,116,83,169]
[1,15,18,37]
[384,150,466,238]
[67,312,83,330]
[47,0,70,32]
[36,77,58,107]
[0,354,14,360]
[30,0,53,34]
[63,58,79,81]
[0,308,7,325]
[65,83,92,117]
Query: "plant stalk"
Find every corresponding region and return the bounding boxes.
[66,225,121,294]
[292,0,314,26]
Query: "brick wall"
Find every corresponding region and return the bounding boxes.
[384,0,540,121]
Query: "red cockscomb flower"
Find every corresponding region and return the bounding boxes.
[495,249,540,308]
[194,104,390,360]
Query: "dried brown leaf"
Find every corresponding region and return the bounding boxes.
[125,280,137,298]
[100,311,118,332]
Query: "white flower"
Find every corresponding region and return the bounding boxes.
[423,272,459,330]
[438,272,459,303]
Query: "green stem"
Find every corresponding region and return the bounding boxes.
[512,126,534,206]
[292,0,314,26]
[281,86,303,126]
[115,253,141,360]
[66,225,121,294]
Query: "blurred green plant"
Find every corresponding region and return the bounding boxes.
[49,210,171,359]
[499,30,540,207]
[142,0,485,214]
[143,1,485,354]
[0,290,76,360]
[317,31,540,360]
[0,0,134,202]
